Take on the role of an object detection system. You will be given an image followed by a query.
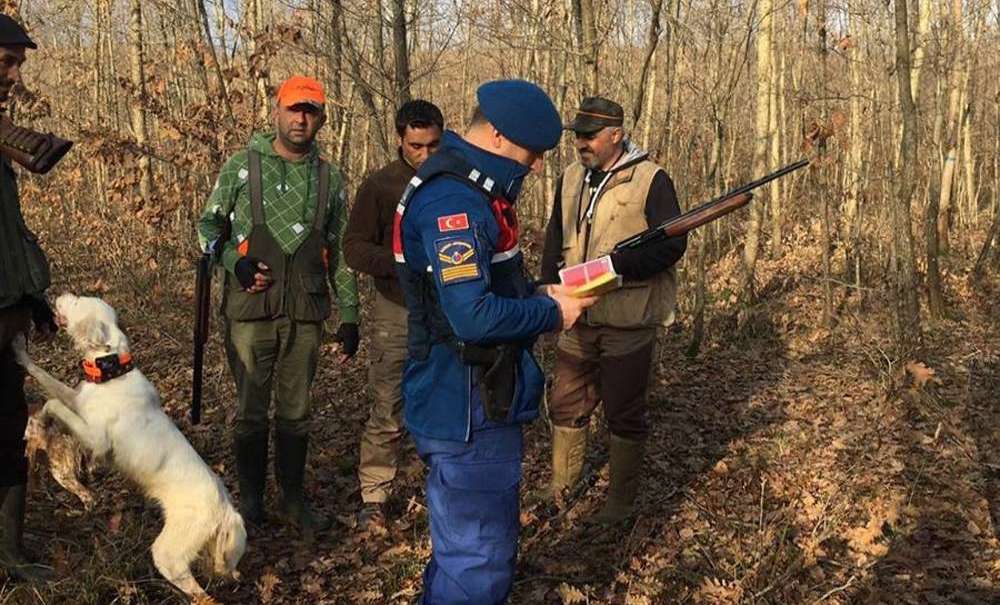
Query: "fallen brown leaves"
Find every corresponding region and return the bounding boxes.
[8,171,1000,604]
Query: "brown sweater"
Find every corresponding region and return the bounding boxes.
[343,157,414,306]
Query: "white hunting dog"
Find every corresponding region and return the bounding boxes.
[13,294,245,603]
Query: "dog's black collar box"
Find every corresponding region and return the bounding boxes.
[82,353,134,384]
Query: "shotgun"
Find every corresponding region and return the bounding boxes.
[561,159,810,296]
[614,158,810,252]
[191,247,213,425]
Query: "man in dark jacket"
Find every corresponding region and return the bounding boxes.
[0,13,56,582]
[344,100,443,528]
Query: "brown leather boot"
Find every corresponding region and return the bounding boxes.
[590,435,643,525]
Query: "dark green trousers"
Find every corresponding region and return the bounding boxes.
[227,316,322,438]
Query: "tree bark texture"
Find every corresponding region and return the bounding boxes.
[892,0,923,350]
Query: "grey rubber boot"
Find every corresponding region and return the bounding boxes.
[274,430,330,538]
[550,425,588,503]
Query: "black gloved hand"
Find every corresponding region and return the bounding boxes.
[234,256,265,290]
[25,296,57,334]
[335,323,360,358]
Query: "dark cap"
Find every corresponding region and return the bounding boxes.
[0,14,36,49]
[564,97,624,133]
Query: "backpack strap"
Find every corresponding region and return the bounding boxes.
[312,158,330,232]
[247,149,266,226]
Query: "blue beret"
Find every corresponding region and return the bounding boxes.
[476,80,562,153]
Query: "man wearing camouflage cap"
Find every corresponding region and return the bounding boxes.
[541,97,687,524]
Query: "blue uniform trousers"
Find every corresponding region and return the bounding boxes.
[413,403,523,605]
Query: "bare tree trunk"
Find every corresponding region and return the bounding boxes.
[631,0,664,126]
[817,0,833,326]
[328,0,347,158]
[768,10,783,256]
[972,89,1000,277]
[371,0,387,78]
[214,0,229,71]
[659,0,681,161]
[926,0,964,317]
[973,201,1000,278]
[94,0,110,207]
[194,0,235,129]
[128,0,153,205]
[689,119,725,356]
[571,0,598,92]
[892,0,923,350]
[960,69,977,230]
[937,0,965,254]
[390,0,412,105]
[344,24,390,159]
[910,0,932,105]
[249,0,271,124]
[843,0,863,287]
[640,46,658,150]
[741,0,773,302]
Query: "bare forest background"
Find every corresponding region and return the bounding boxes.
[7,0,1000,351]
[2,0,1000,603]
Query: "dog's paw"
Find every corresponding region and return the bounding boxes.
[11,333,30,366]
[39,399,59,420]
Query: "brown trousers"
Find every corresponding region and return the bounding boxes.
[549,323,657,441]
[0,305,31,487]
[358,292,409,504]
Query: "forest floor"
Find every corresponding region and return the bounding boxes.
[2,200,999,605]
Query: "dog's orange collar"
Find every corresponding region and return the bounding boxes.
[82,353,134,384]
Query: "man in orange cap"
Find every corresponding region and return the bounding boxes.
[197,75,359,538]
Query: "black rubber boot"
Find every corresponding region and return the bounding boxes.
[274,430,330,539]
[234,431,268,526]
[0,484,53,582]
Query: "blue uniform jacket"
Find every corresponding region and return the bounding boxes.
[395,131,561,442]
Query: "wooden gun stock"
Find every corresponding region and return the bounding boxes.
[0,117,73,174]
[659,192,753,238]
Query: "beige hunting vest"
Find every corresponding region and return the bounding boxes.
[560,159,677,328]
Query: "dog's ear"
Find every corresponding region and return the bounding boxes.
[70,316,112,354]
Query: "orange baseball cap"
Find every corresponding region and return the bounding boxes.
[276,75,325,108]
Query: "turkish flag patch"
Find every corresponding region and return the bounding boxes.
[437,213,470,232]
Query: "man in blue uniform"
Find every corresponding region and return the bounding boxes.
[394,80,596,603]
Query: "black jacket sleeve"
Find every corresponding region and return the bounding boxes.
[539,176,565,284]
[609,171,687,281]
